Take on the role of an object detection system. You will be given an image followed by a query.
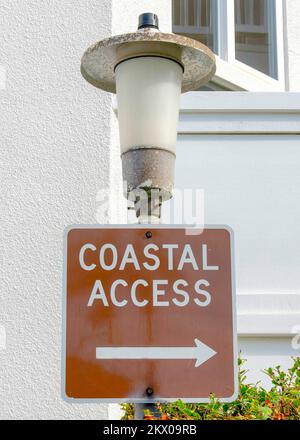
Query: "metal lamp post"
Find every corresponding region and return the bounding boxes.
[81,12,216,224]
[81,12,216,419]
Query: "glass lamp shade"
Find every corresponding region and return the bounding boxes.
[115,56,183,155]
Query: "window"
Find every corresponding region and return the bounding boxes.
[235,0,277,78]
[172,0,285,90]
[172,0,217,51]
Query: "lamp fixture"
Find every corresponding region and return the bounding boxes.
[81,13,216,221]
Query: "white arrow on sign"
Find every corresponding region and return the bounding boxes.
[96,339,217,368]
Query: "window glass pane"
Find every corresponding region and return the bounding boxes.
[235,0,277,78]
[172,0,217,53]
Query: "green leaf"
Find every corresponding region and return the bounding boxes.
[258,406,273,420]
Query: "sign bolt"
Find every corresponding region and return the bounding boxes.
[146,387,154,396]
[145,231,152,239]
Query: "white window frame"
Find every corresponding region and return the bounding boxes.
[173,0,286,91]
[216,0,286,91]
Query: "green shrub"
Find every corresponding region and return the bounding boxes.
[121,356,300,420]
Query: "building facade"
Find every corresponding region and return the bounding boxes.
[0,0,300,419]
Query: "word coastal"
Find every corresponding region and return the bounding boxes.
[79,241,221,308]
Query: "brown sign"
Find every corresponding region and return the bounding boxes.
[63,226,237,402]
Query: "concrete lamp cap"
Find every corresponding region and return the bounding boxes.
[81,28,216,93]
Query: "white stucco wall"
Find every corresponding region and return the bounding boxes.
[0,0,114,420]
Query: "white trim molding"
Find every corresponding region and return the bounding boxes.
[179,92,300,134]
[177,91,300,338]
[213,56,286,92]
[237,294,300,337]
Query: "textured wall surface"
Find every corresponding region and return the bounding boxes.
[0,0,113,419]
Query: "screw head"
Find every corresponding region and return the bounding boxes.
[145,231,152,239]
[146,387,154,396]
